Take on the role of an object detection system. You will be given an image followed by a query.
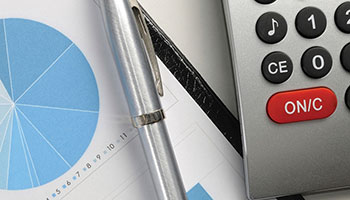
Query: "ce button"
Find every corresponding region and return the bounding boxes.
[262,52,293,84]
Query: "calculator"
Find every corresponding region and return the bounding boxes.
[223,0,350,199]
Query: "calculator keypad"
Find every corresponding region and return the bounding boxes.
[254,2,350,122]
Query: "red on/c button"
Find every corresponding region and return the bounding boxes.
[267,87,337,124]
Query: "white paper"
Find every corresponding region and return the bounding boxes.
[0,0,247,200]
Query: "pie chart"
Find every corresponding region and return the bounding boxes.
[0,18,99,190]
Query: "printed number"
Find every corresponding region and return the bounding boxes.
[107,144,115,151]
[308,14,316,30]
[86,163,92,169]
[56,189,61,195]
[312,55,325,70]
[96,154,101,160]
[120,133,128,140]
[76,171,80,178]
[346,10,350,25]
[67,180,71,186]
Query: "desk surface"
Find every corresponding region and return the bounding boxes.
[139,0,238,118]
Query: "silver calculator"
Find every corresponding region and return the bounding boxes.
[223,0,350,199]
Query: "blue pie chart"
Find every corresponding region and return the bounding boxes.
[0,18,99,190]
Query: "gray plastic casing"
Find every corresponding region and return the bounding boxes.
[222,0,350,199]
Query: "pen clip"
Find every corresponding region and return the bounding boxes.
[129,0,164,97]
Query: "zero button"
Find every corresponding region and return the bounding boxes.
[301,46,332,79]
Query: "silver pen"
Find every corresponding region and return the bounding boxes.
[98,0,187,199]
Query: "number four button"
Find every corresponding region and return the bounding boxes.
[335,2,350,33]
[296,7,327,39]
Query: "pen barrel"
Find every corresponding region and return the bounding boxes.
[139,122,187,200]
[99,0,187,199]
[100,0,160,116]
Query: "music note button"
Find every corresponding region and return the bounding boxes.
[256,12,288,44]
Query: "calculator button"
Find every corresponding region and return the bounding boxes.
[346,86,350,110]
[255,0,276,4]
[262,52,293,84]
[267,87,337,124]
[301,46,332,79]
[296,7,327,39]
[256,12,288,44]
[341,43,350,72]
[335,2,350,33]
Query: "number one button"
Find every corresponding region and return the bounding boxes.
[296,7,327,39]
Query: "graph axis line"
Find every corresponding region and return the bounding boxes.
[14,109,34,187]
[3,19,14,101]
[15,42,74,103]
[17,108,72,168]
[17,103,99,114]
[15,108,40,186]
[5,110,13,189]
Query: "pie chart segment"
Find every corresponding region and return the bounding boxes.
[0,107,12,151]
[0,97,9,105]
[0,81,11,104]
[4,18,72,101]
[0,21,12,100]
[15,109,71,188]
[17,105,99,166]
[8,112,33,190]
[0,18,100,190]
[14,110,40,188]
[0,105,11,123]
[0,110,12,189]
[17,44,99,111]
